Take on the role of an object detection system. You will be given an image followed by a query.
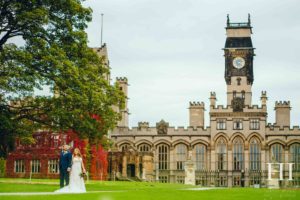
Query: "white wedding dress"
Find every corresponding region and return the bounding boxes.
[55,157,86,193]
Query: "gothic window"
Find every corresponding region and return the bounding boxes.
[14,160,25,173]
[158,144,169,170]
[217,119,226,130]
[48,159,59,174]
[139,144,151,152]
[270,144,284,163]
[216,138,227,170]
[176,144,187,170]
[176,176,185,184]
[241,91,245,99]
[233,119,243,130]
[289,143,300,171]
[249,138,261,170]
[237,77,241,86]
[233,91,237,98]
[195,144,206,170]
[159,176,168,183]
[31,160,41,173]
[250,119,260,130]
[233,137,244,170]
[120,144,129,152]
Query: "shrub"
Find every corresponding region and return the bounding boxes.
[0,158,6,177]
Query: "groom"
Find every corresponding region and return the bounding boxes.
[59,145,72,188]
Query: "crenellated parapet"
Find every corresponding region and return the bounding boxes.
[275,101,291,107]
[111,122,210,136]
[266,125,300,137]
[138,122,149,129]
[189,101,205,107]
[116,77,128,84]
[210,104,266,112]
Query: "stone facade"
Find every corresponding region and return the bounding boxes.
[109,16,300,187]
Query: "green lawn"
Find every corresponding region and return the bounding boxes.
[0,178,299,200]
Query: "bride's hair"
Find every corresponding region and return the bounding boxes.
[73,148,82,157]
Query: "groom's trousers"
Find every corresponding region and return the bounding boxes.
[60,170,70,188]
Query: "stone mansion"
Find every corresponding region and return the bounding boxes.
[109,16,300,187]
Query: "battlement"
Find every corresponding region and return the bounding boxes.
[111,124,211,135]
[189,101,205,107]
[266,125,300,134]
[261,91,267,96]
[116,77,128,83]
[138,122,149,128]
[275,101,291,107]
[210,104,266,113]
[210,92,216,97]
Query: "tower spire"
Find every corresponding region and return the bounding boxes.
[101,13,104,47]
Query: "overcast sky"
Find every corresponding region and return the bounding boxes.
[82,0,300,128]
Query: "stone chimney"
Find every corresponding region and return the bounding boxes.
[274,101,291,127]
[189,102,205,128]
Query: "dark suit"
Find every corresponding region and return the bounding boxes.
[59,150,72,188]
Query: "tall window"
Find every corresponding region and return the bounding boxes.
[176,144,187,170]
[14,160,25,173]
[217,119,226,130]
[249,138,261,170]
[195,144,206,170]
[216,138,227,170]
[31,160,41,173]
[233,119,243,130]
[48,159,59,174]
[270,144,284,163]
[233,137,244,170]
[250,119,260,130]
[120,144,129,152]
[158,144,169,170]
[290,143,300,171]
[241,91,245,99]
[139,144,151,152]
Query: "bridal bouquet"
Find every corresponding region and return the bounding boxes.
[79,172,86,178]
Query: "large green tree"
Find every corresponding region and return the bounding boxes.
[0,0,125,157]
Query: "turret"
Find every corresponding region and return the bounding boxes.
[116,77,129,127]
[209,92,217,108]
[261,91,268,111]
[92,43,111,82]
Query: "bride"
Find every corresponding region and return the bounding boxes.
[55,148,86,193]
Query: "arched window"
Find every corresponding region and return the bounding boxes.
[195,144,206,170]
[233,137,244,170]
[120,144,129,152]
[290,143,300,171]
[176,144,187,170]
[139,144,151,152]
[270,143,284,163]
[249,138,261,170]
[158,144,169,170]
[216,138,227,170]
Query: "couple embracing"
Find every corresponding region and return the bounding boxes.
[55,145,86,193]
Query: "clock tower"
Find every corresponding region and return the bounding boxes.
[224,14,255,109]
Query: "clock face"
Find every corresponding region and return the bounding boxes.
[232,57,245,69]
